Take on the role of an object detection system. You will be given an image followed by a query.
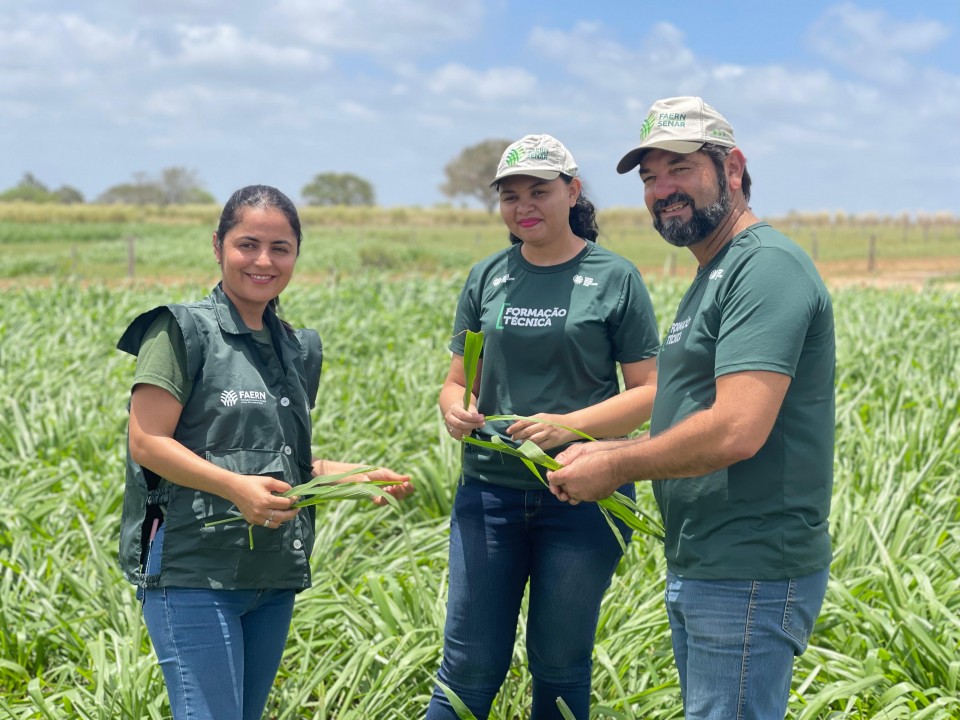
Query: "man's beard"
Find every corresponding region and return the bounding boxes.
[653,182,731,248]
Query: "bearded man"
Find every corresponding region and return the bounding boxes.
[548,97,836,720]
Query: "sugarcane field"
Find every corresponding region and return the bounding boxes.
[0,206,957,719]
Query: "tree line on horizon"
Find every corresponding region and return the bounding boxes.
[0,140,512,211]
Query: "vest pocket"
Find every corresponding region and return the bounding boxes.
[196,448,290,551]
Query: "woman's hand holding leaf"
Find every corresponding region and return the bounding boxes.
[307,462,414,508]
[363,467,415,506]
[444,403,485,441]
[506,413,578,451]
[231,474,300,528]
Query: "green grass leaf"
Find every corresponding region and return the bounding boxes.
[556,695,578,720]
[281,466,375,497]
[291,482,399,509]
[436,680,478,720]
[461,330,483,409]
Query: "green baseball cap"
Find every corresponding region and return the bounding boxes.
[491,134,579,186]
[617,96,736,174]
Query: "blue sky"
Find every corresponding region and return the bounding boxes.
[2,0,958,216]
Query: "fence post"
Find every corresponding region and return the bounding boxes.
[867,234,876,273]
[664,252,676,277]
[127,235,136,279]
[811,232,818,261]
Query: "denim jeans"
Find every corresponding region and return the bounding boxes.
[141,524,296,720]
[664,567,829,720]
[426,479,632,720]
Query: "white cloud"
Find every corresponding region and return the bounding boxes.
[277,0,485,55]
[171,24,318,69]
[337,100,377,121]
[808,3,951,84]
[426,64,537,101]
[529,21,703,96]
[143,84,295,119]
[0,13,138,66]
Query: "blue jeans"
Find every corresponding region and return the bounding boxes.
[141,525,296,720]
[665,567,829,720]
[426,479,632,720]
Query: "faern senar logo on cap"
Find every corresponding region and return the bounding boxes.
[639,112,656,141]
[505,147,525,166]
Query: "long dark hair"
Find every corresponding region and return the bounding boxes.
[507,175,599,245]
[214,185,302,325]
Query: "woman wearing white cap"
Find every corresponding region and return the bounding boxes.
[426,135,661,719]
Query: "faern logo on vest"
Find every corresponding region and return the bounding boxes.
[220,389,267,406]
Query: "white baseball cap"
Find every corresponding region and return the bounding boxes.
[617,96,736,174]
[491,134,579,186]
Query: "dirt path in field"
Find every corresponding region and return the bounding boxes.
[816,256,960,290]
[637,256,960,291]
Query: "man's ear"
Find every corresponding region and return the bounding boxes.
[726,148,747,194]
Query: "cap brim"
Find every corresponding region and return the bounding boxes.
[490,168,562,187]
[616,140,707,174]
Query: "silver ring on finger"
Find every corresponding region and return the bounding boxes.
[268,510,276,523]
[263,518,272,528]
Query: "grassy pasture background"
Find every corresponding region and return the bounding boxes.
[0,210,958,719]
[1,203,958,285]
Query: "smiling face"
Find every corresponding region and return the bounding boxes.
[638,148,732,248]
[213,206,298,329]
[497,174,579,247]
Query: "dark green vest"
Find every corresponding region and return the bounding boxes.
[117,285,323,590]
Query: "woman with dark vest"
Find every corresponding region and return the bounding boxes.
[117,185,413,720]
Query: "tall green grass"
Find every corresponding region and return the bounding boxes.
[0,276,957,718]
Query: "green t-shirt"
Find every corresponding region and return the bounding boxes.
[651,223,835,580]
[450,242,660,489]
[134,312,274,403]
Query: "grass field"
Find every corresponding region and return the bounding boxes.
[0,215,958,718]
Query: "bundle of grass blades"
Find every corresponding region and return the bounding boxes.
[204,466,399,548]
[457,330,664,551]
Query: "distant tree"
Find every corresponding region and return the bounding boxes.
[301,172,376,206]
[0,173,85,203]
[440,138,511,213]
[53,185,85,204]
[97,175,165,205]
[0,173,53,202]
[97,167,214,205]
[158,167,216,204]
